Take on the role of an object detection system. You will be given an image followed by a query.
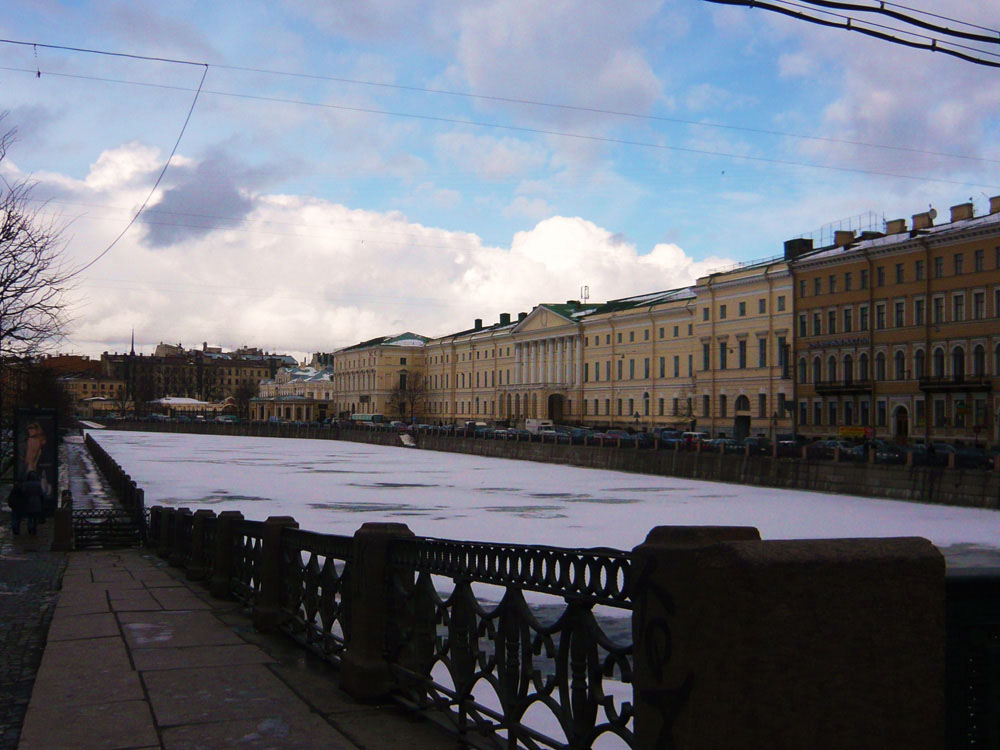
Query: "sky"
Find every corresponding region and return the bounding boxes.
[3,1,999,361]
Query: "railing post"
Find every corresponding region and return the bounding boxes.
[51,507,74,551]
[252,516,299,634]
[186,509,216,581]
[631,527,944,750]
[169,508,193,568]
[158,507,176,559]
[340,522,415,701]
[209,510,245,599]
[147,506,162,548]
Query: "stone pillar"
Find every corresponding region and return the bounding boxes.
[340,522,415,700]
[168,508,192,568]
[209,510,245,599]
[158,507,177,559]
[186,509,216,581]
[147,506,163,549]
[556,337,563,384]
[252,516,299,634]
[631,527,944,750]
[51,507,73,552]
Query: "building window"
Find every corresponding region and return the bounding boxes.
[720,395,727,418]
[954,253,964,275]
[644,358,650,378]
[895,263,904,283]
[814,277,822,295]
[974,292,985,320]
[812,357,822,383]
[759,393,767,418]
[975,249,984,272]
[933,296,944,324]
[953,294,965,322]
[974,345,986,377]
[798,358,807,383]
[719,342,728,370]
[800,401,808,426]
[934,256,944,278]
[915,259,925,280]
[933,348,945,377]
[658,327,664,339]
[894,351,905,380]
[843,307,853,333]
[703,395,710,417]
[617,360,623,379]
[915,350,925,379]
[777,295,786,311]
[813,313,821,336]
[644,329,649,341]
[876,352,886,380]
[703,308,710,321]
[798,314,807,337]
[875,303,886,330]
[877,266,885,286]
[814,402,822,426]
[584,363,589,382]
[934,399,945,427]
[829,275,837,293]
[827,310,836,334]
[659,357,665,378]
[915,298,925,325]
[617,399,623,416]
[894,301,905,327]
[860,269,869,289]
[844,272,853,291]
[758,339,767,368]
[739,301,746,317]
[629,359,635,379]
[617,332,622,343]
[758,298,766,314]
[915,399,925,427]
[738,340,747,369]
[800,279,807,298]
[702,343,710,370]
[877,400,887,427]
[673,326,679,337]
[828,402,837,426]
[720,304,727,320]
[860,305,869,330]
[860,400,870,426]
[827,356,837,382]
[673,356,679,377]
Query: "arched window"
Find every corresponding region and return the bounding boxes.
[812,357,822,383]
[952,346,965,379]
[859,353,870,380]
[827,356,837,382]
[843,354,854,384]
[974,345,986,377]
[798,358,807,383]
[735,394,751,411]
[933,348,945,377]
[876,352,886,381]
[914,350,925,379]
[894,351,906,380]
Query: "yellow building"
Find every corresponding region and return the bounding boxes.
[331,333,429,419]
[791,198,1000,444]
[253,366,333,422]
[693,260,795,440]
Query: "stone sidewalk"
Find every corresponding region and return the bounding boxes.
[18,548,462,750]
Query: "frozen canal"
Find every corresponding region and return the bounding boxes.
[89,430,1000,565]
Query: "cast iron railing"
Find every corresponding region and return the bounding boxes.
[231,519,265,607]
[386,537,634,749]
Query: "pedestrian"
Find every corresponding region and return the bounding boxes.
[7,479,25,535]
[21,471,44,536]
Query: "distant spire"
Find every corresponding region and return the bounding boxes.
[130,329,135,356]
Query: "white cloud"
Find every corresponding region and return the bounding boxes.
[49,146,723,359]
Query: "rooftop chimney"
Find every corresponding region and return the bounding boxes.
[911,209,936,230]
[474,318,483,330]
[518,311,528,322]
[499,312,511,325]
[783,237,813,261]
[989,195,1000,215]
[833,230,855,248]
[885,219,907,234]
[950,202,974,222]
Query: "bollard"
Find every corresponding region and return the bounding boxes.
[948,451,956,469]
[209,510,245,599]
[169,508,193,568]
[186,509,216,581]
[252,516,299,633]
[51,507,74,551]
[148,506,163,548]
[340,522,415,701]
[158,507,176,559]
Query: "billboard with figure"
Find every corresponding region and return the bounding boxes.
[15,408,58,516]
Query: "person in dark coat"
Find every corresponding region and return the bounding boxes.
[20,471,44,536]
[7,480,25,536]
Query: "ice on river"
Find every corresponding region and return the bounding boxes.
[89,431,1000,565]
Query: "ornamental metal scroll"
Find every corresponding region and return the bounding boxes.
[280,528,354,665]
[72,508,143,549]
[387,538,634,749]
[391,537,632,608]
[230,520,265,606]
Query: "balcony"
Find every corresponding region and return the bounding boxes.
[919,375,992,393]
[814,378,873,395]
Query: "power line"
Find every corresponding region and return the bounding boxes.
[4,65,999,191]
[0,37,206,67]
[2,36,998,165]
[794,1,1000,44]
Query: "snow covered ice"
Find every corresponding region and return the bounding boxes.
[90,430,1000,564]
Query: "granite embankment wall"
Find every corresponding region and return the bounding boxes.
[346,429,1000,510]
[92,421,1000,510]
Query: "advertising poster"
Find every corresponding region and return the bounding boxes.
[16,408,58,516]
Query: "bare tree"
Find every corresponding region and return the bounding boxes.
[1,116,73,473]
[389,372,427,422]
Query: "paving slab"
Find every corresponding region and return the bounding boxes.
[29,663,144,707]
[18,699,159,750]
[149,587,212,610]
[108,589,162,612]
[144,664,311,725]
[119,610,245,649]
[45,612,120,642]
[54,589,111,610]
[38,637,131,673]
[161,714,355,750]
[132,643,272,671]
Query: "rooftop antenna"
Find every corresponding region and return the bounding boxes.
[580,285,590,304]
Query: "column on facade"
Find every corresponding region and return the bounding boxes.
[556,338,563,385]
[531,341,538,384]
[514,344,522,385]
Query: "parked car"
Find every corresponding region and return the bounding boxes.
[741,436,772,455]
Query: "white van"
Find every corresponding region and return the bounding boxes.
[524,419,554,434]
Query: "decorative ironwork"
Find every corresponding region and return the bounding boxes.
[280,528,354,665]
[175,513,194,567]
[388,538,634,749]
[201,515,217,582]
[72,509,143,549]
[231,520,265,606]
[391,538,632,609]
